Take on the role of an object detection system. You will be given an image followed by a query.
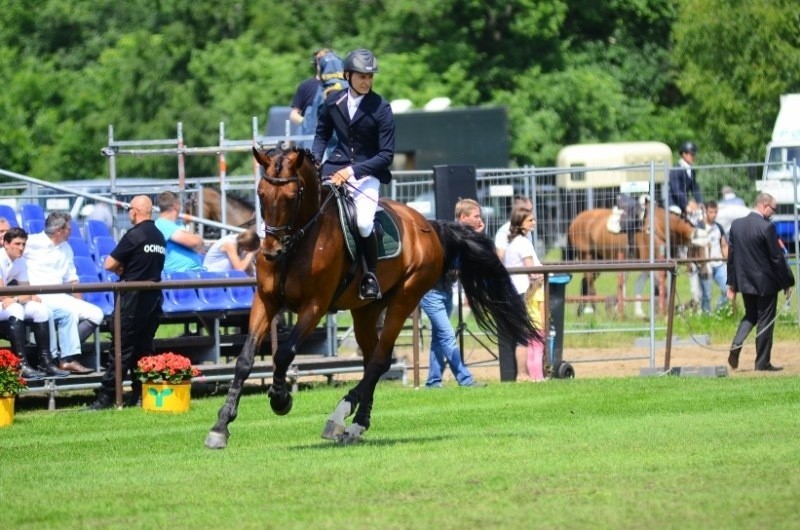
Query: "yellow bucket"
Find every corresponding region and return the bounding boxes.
[141,382,191,413]
[0,396,15,427]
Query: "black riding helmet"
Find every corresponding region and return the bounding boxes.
[679,141,698,155]
[344,49,379,74]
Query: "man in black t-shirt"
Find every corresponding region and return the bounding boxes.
[87,195,166,410]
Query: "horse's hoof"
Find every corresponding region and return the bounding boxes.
[322,419,345,441]
[204,431,228,450]
[338,423,366,445]
[270,392,293,416]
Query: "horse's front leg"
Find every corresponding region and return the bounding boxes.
[205,300,272,450]
[205,333,262,449]
[269,310,325,416]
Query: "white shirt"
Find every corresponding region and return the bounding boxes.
[705,222,725,268]
[0,249,29,285]
[203,234,238,273]
[347,93,364,119]
[22,232,78,285]
[494,221,534,253]
[503,235,539,295]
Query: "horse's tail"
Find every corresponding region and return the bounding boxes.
[431,220,538,343]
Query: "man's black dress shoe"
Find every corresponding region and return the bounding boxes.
[755,364,783,372]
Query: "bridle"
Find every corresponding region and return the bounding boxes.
[260,163,334,259]
[261,173,305,250]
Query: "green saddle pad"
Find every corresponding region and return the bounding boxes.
[336,198,401,261]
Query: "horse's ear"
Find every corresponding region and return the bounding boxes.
[252,147,271,169]
[295,147,305,167]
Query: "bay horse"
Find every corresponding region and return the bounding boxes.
[205,146,536,448]
[567,206,699,315]
[186,187,256,231]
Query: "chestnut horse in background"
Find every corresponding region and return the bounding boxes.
[205,146,536,448]
[185,187,256,232]
[568,206,699,315]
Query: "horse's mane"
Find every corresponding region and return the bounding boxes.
[266,146,319,180]
[226,191,254,210]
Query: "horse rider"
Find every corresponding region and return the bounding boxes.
[311,48,396,300]
[668,141,703,223]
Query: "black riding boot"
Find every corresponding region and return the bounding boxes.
[359,233,381,300]
[31,322,69,378]
[78,320,98,344]
[7,317,45,381]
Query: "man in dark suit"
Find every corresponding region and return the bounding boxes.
[312,48,395,300]
[726,193,795,371]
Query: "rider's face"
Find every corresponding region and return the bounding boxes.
[348,72,373,95]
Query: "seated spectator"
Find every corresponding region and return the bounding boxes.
[155,191,205,273]
[23,212,103,374]
[203,229,260,274]
[0,227,69,379]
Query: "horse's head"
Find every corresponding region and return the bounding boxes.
[253,145,320,260]
[663,208,699,247]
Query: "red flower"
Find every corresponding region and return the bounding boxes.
[134,352,202,384]
[0,348,28,396]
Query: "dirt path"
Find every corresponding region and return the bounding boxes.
[394,341,799,385]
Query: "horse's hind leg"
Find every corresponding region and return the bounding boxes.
[322,305,384,443]
[579,273,598,316]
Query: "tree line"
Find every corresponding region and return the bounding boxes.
[1,0,797,198]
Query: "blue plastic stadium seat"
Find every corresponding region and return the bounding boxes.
[78,274,114,316]
[92,236,117,266]
[24,219,45,235]
[197,270,236,310]
[0,204,20,227]
[162,271,206,313]
[68,237,92,258]
[73,255,101,280]
[84,219,112,243]
[20,203,45,224]
[225,270,255,309]
[70,220,83,239]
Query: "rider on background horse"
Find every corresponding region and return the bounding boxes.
[312,48,395,300]
[668,140,704,223]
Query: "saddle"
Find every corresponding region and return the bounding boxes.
[328,184,402,261]
[607,194,645,235]
[606,207,624,234]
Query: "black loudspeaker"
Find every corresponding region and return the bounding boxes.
[432,164,477,220]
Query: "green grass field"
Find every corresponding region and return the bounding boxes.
[3,377,798,529]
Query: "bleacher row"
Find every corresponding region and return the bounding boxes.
[3,202,256,317]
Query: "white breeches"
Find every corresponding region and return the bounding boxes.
[346,175,380,237]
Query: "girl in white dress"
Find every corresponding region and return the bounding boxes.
[502,207,541,381]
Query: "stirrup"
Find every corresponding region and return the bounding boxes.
[359,272,382,300]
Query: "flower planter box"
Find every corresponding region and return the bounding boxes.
[142,382,191,413]
[0,396,15,427]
